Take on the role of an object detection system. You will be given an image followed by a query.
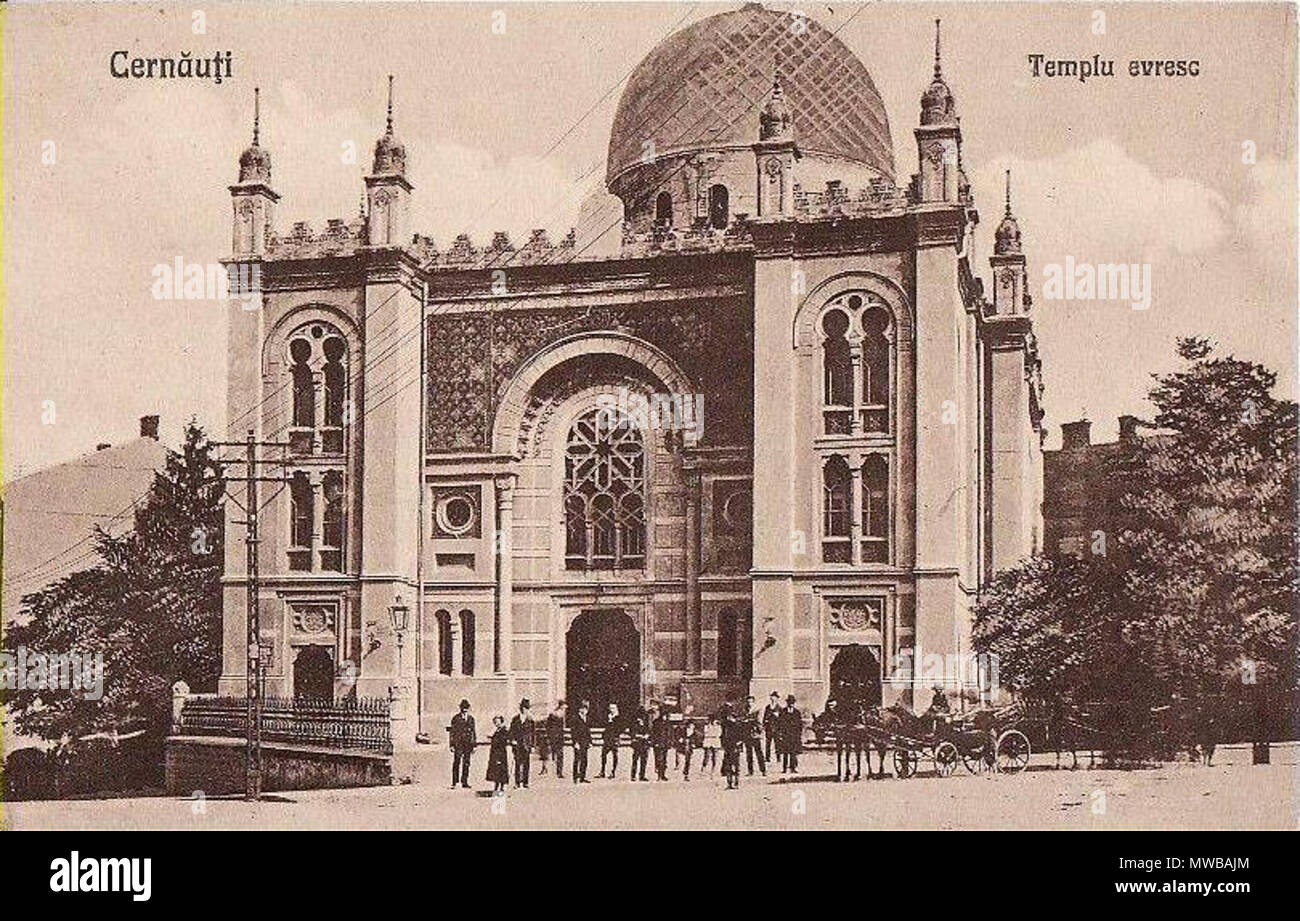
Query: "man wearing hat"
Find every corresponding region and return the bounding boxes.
[508,698,536,788]
[448,699,476,789]
[763,691,783,764]
[570,701,592,783]
[779,694,803,773]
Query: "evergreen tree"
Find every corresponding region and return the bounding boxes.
[3,423,224,740]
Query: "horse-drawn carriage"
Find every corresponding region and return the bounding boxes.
[868,702,1033,778]
[820,700,1033,779]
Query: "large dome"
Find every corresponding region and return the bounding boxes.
[606,4,895,191]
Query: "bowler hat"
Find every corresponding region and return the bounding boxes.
[520,697,531,709]
[459,699,470,710]
[786,695,796,704]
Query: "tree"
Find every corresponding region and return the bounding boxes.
[975,339,1298,739]
[3,422,224,741]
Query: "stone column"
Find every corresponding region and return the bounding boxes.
[495,476,515,701]
[685,466,702,674]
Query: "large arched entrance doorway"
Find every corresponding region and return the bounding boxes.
[293,645,334,701]
[567,610,640,726]
[829,644,882,710]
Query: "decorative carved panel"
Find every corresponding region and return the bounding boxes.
[426,300,752,452]
[828,597,883,633]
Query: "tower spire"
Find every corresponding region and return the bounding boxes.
[252,86,261,145]
[933,18,942,80]
[386,74,394,136]
[1004,168,1012,217]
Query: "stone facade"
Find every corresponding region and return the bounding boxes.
[217,6,1044,742]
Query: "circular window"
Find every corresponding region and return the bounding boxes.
[436,494,476,537]
[847,294,863,311]
[721,490,752,533]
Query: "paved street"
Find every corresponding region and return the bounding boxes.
[7,743,1296,831]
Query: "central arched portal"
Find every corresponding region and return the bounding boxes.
[567,611,640,726]
[829,644,882,710]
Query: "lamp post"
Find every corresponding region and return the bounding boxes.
[388,594,412,748]
[389,594,411,686]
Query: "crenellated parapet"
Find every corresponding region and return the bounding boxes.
[265,217,366,259]
[792,177,909,219]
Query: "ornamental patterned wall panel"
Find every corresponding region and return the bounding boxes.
[426,300,753,452]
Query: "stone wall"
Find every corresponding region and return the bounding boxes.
[165,736,391,795]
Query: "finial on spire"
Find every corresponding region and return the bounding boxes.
[253,87,261,145]
[933,19,943,79]
[386,74,394,135]
[1005,169,1012,217]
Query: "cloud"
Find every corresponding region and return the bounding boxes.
[973,138,1232,266]
[1232,157,1298,278]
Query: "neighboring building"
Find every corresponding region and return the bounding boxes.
[2,416,166,619]
[217,4,1045,742]
[1042,415,1146,558]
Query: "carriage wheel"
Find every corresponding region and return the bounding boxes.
[893,748,919,779]
[962,746,988,774]
[997,730,1032,774]
[934,742,959,777]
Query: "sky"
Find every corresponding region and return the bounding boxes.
[3,0,1297,478]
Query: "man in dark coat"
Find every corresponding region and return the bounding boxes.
[629,707,651,781]
[544,701,567,778]
[763,691,783,763]
[508,698,535,788]
[650,705,672,780]
[570,702,592,783]
[780,695,803,773]
[719,703,743,789]
[447,699,476,789]
[598,702,623,778]
[743,695,767,776]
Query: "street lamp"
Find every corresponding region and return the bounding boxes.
[389,594,411,679]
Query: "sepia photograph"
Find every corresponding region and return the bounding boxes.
[0,0,1296,890]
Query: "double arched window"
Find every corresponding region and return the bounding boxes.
[821,454,891,564]
[820,294,892,435]
[564,409,646,570]
[288,322,348,455]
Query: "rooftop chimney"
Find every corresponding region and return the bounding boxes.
[1061,419,1092,450]
[1118,414,1142,444]
[140,415,160,440]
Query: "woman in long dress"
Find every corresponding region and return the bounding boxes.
[486,715,510,794]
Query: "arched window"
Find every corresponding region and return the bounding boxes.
[564,409,646,570]
[654,191,673,227]
[708,184,729,230]
[322,335,347,453]
[860,306,890,433]
[435,610,453,676]
[861,455,889,563]
[321,470,344,571]
[287,324,349,455]
[717,608,753,679]
[822,456,851,563]
[289,472,313,571]
[822,310,853,434]
[290,338,315,428]
[819,293,895,435]
[459,610,475,676]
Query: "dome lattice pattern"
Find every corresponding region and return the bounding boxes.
[607,4,895,188]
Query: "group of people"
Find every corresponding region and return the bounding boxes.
[446,691,811,794]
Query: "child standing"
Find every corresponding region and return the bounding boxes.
[702,718,721,778]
